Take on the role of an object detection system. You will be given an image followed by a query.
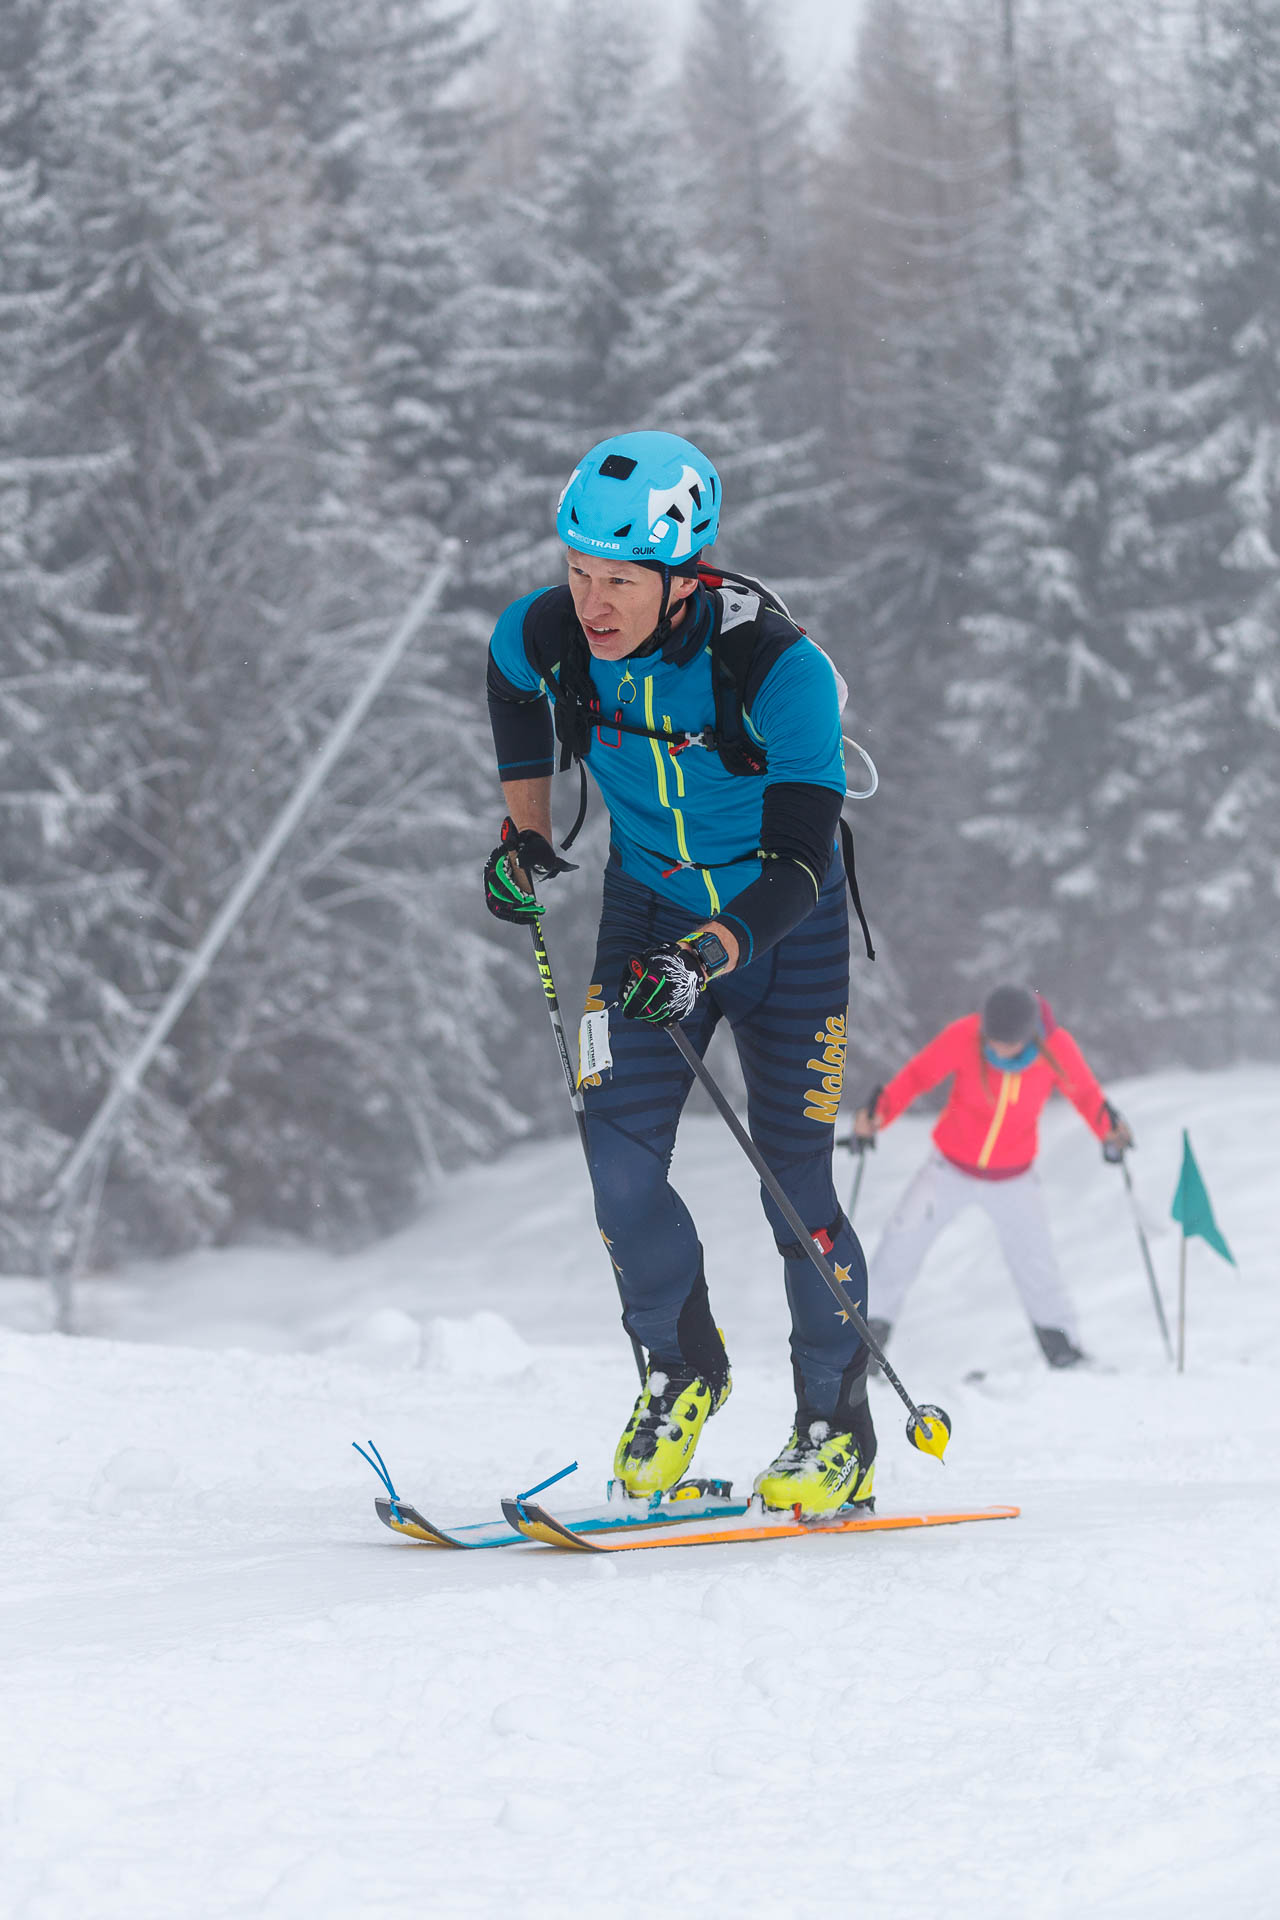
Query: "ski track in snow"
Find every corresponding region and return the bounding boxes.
[2,1067,1278,1917]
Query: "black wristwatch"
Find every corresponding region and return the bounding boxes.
[680,928,732,979]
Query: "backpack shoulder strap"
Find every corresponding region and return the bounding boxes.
[518,586,599,777]
[839,817,876,960]
[519,585,578,686]
[514,587,595,849]
[702,565,876,960]
[701,568,805,775]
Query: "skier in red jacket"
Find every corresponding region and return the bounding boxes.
[853,985,1132,1367]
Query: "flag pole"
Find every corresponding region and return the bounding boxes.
[1169,1128,1235,1375]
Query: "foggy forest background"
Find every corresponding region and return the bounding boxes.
[2,0,1277,1274]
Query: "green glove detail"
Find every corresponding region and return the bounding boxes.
[483,817,576,924]
[619,941,707,1028]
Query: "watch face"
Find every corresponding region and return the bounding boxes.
[690,930,730,975]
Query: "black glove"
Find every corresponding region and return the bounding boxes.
[619,941,706,1028]
[483,816,576,924]
[851,1083,883,1153]
[1101,1102,1134,1163]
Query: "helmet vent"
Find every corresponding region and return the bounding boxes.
[599,454,638,480]
[612,523,632,537]
[569,508,580,524]
[689,483,702,508]
[664,505,686,523]
[693,519,711,535]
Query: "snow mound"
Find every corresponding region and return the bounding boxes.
[335,1305,423,1368]
[90,1445,179,1512]
[422,1308,533,1380]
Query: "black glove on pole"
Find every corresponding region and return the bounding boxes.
[665,1025,950,1459]
[619,941,706,1028]
[484,816,576,923]
[528,917,646,1386]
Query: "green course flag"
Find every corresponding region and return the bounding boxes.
[1171,1130,1236,1266]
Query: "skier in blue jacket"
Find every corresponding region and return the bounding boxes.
[483,430,875,1517]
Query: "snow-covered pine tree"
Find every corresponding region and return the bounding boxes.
[951,109,1153,1057]
[668,0,918,1066]
[146,0,522,1241]
[0,35,178,1267]
[678,0,808,319]
[802,0,1016,1048]
[342,0,489,554]
[1096,0,1280,1062]
[457,0,785,594]
[0,2,230,1267]
[208,0,527,1223]
[673,0,833,568]
[2,0,516,1262]
[7,1,355,1255]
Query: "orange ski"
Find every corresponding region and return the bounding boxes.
[500,1497,1020,1553]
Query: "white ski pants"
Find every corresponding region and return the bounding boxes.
[869,1152,1080,1339]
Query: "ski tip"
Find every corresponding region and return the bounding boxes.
[500,1496,602,1551]
[374,1494,454,1547]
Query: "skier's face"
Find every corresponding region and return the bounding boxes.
[566,551,696,660]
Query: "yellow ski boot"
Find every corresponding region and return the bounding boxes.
[613,1360,731,1499]
[754,1417,876,1518]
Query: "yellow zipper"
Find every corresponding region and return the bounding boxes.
[643,679,720,914]
[977,1072,1020,1168]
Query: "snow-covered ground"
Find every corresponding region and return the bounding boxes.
[2,1065,1278,1918]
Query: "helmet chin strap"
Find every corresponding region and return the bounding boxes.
[655,564,708,664]
[652,564,680,655]
[626,560,703,662]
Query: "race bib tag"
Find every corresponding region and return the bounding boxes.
[578,1008,613,1084]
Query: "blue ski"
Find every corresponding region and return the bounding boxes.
[373,1478,748,1550]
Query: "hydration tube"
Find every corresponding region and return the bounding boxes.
[844,737,879,801]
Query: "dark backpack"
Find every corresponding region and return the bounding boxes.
[525,563,802,785]
[522,564,874,957]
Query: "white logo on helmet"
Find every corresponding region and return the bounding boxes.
[648,465,708,561]
[557,466,582,511]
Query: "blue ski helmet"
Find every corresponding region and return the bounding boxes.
[555,430,721,571]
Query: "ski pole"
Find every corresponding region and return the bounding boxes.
[846,1143,870,1227]
[665,1024,950,1458]
[529,919,646,1385]
[1102,1103,1173,1365]
[1116,1155,1174,1364]
[844,1084,882,1227]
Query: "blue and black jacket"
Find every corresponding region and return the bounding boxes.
[487,578,858,967]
